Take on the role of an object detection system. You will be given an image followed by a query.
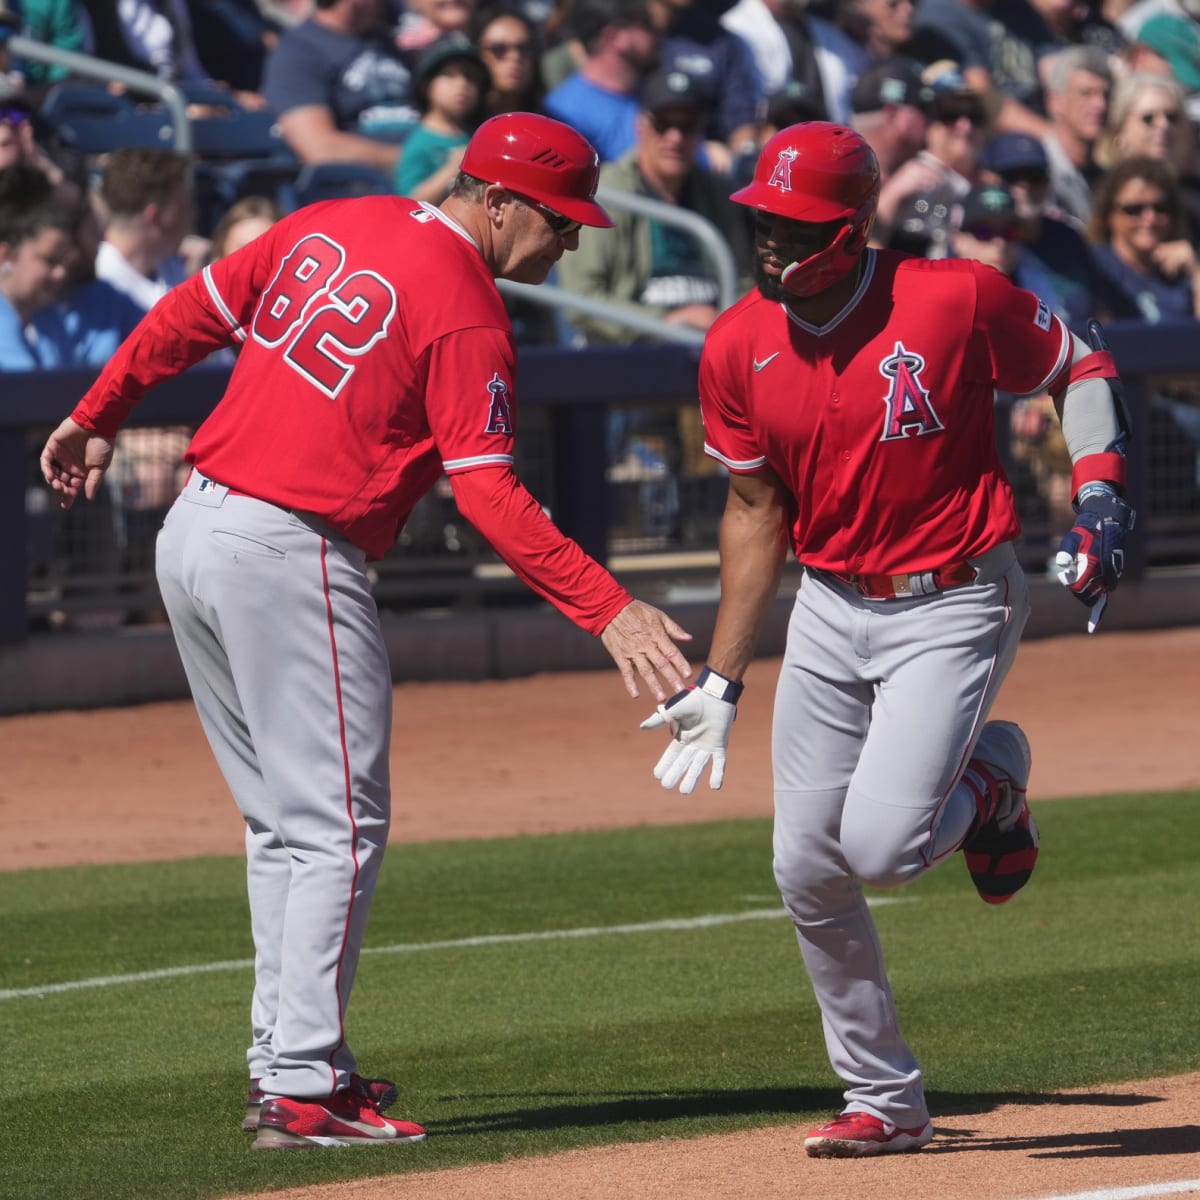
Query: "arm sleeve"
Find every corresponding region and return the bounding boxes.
[698,342,767,471]
[450,466,632,635]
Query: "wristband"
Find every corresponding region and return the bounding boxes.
[696,665,744,704]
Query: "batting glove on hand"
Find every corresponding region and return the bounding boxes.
[1054,482,1135,610]
[640,666,741,794]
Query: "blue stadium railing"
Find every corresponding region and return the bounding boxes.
[6,320,1200,646]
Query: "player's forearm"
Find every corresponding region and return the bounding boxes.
[450,467,630,635]
[707,495,789,682]
[71,278,238,437]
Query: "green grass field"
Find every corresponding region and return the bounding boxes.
[3,792,1198,1200]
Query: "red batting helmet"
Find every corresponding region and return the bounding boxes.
[731,122,880,297]
[461,112,615,228]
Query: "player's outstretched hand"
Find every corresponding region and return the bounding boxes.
[1054,481,1135,632]
[600,599,692,701]
[40,417,115,510]
[641,667,740,793]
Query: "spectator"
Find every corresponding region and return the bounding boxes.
[980,130,1116,332]
[557,65,752,344]
[31,190,147,366]
[1094,69,1200,232]
[261,0,418,172]
[0,164,73,369]
[1087,152,1200,319]
[876,61,990,242]
[12,0,88,91]
[658,0,762,175]
[95,147,194,311]
[908,0,1058,140]
[849,55,933,183]
[80,0,268,106]
[949,180,1055,296]
[394,0,477,52]
[1127,11,1200,117]
[470,3,545,116]
[1040,43,1112,229]
[720,0,860,124]
[184,0,283,93]
[208,194,282,261]
[542,0,662,162]
[394,36,488,201]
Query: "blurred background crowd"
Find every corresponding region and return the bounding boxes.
[6,0,1200,624]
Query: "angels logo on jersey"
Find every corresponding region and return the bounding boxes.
[878,341,944,440]
[767,146,798,192]
[484,372,514,434]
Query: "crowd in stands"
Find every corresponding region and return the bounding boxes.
[1,0,1200,363]
[1,0,1198,607]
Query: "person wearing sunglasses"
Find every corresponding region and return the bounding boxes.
[469,3,544,118]
[39,112,695,1150]
[979,131,1115,336]
[875,62,989,247]
[1087,153,1200,322]
[557,65,752,346]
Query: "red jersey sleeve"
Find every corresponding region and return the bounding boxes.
[450,467,631,635]
[698,326,768,472]
[971,261,1071,398]
[422,327,519,474]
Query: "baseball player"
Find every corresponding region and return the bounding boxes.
[40,113,694,1150]
[643,122,1134,1157]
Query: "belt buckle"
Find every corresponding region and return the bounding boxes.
[890,574,912,598]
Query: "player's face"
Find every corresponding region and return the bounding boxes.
[751,210,842,301]
[499,192,582,284]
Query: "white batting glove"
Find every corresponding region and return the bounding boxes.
[640,666,741,793]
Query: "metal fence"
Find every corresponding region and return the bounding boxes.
[7,324,1200,643]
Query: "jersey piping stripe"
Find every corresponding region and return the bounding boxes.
[417,200,480,250]
[322,536,360,1085]
[703,443,767,472]
[202,264,248,344]
[442,453,514,471]
[783,250,877,336]
[1011,313,1071,400]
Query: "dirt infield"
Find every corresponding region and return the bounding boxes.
[1,626,1198,1199]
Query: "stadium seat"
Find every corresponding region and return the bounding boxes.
[292,163,395,208]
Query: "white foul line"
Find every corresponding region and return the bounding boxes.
[0,900,904,1003]
[1020,1182,1200,1200]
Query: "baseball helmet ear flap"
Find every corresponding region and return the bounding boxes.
[732,121,880,296]
[460,112,615,228]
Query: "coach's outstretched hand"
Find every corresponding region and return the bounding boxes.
[40,417,115,510]
[600,599,693,701]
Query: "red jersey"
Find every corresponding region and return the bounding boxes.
[71,197,630,634]
[700,251,1071,576]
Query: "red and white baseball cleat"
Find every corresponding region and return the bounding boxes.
[961,721,1039,905]
[252,1086,425,1149]
[243,1072,399,1132]
[804,1110,934,1158]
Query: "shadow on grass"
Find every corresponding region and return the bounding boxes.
[428,1085,1198,1162]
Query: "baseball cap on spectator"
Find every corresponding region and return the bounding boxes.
[640,66,705,113]
[851,56,933,114]
[981,133,1049,181]
[413,36,489,108]
[923,59,992,125]
[956,183,1021,238]
[1135,14,1200,92]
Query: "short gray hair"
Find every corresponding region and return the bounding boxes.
[1045,45,1112,96]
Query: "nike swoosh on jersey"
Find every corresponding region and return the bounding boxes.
[753,352,780,372]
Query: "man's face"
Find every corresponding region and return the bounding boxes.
[925,96,987,174]
[495,189,582,285]
[751,210,842,301]
[615,21,661,74]
[637,106,703,180]
[1055,69,1109,143]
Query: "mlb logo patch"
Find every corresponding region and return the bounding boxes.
[1034,298,1052,331]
